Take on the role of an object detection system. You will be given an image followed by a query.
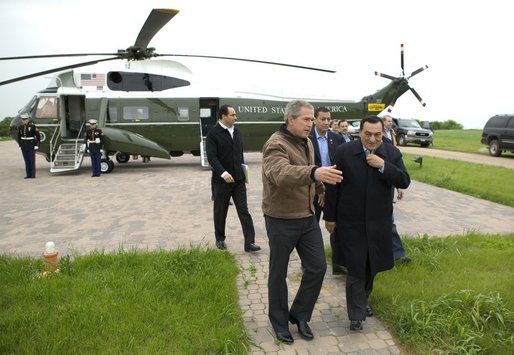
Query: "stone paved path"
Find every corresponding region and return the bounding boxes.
[1,141,513,354]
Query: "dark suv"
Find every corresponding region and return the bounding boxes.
[481,114,514,156]
[393,118,433,147]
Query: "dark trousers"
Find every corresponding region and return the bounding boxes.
[90,151,101,176]
[392,214,406,259]
[330,231,346,267]
[213,181,255,246]
[265,215,327,333]
[21,149,36,177]
[314,195,346,268]
[346,252,374,321]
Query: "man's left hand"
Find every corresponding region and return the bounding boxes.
[325,221,336,233]
[223,173,235,183]
[317,193,325,208]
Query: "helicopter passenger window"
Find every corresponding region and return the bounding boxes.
[123,106,149,120]
[35,96,58,119]
[178,107,189,121]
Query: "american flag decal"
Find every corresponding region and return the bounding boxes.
[81,73,105,86]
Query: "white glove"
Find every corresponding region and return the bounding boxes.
[34,146,39,150]
[95,138,100,144]
[100,149,105,154]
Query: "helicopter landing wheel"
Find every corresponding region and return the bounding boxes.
[101,158,115,173]
[116,152,130,163]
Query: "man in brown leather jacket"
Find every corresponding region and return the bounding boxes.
[262,99,342,344]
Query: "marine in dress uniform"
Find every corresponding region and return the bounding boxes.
[17,114,40,179]
[84,119,105,177]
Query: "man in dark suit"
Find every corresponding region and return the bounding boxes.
[206,104,261,253]
[308,107,346,275]
[339,120,355,143]
[324,115,410,331]
[382,115,411,264]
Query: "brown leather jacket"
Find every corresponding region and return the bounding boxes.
[262,124,324,219]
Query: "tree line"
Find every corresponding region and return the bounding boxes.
[0,117,13,138]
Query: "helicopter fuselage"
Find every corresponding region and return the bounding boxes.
[9,59,405,173]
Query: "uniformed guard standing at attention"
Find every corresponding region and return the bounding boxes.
[84,119,105,177]
[17,113,40,179]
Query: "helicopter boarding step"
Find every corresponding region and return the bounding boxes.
[50,141,85,173]
[200,137,209,168]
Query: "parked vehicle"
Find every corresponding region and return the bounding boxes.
[348,120,360,138]
[393,118,433,147]
[481,114,514,156]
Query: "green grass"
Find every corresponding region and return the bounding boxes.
[404,153,514,207]
[433,129,514,156]
[371,233,514,354]
[0,247,250,354]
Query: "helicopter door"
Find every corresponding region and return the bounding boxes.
[199,99,219,167]
[62,95,86,138]
[199,99,219,137]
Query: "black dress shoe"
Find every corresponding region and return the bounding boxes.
[350,320,363,330]
[244,243,261,252]
[366,305,373,317]
[275,330,294,344]
[332,264,348,275]
[215,240,226,250]
[289,315,314,340]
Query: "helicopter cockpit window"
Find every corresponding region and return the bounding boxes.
[35,96,58,119]
[108,105,118,122]
[107,71,190,92]
[123,106,149,120]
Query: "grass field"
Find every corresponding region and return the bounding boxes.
[433,129,514,156]
[404,153,514,207]
[0,248,250,354]
[372,233,514,354]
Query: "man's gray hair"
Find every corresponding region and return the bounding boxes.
[284,100,314,123]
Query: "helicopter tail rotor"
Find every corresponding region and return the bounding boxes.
[408,65,429,79]
[409,86,426,107]
[375,43,428,108]
[400,43,405,77]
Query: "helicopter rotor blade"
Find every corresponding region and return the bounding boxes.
[400,43,405,77]
[158,53,336,73]
[375,71,398,81]
[409,86,426,107]
[134,9,179,49]
[386,90,401,113]
[0,57,119,86]
[408,65,429,79]
[0,53,119,61]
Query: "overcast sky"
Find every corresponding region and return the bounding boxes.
[1,0,512,128]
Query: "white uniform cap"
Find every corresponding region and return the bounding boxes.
[88,119,98,124]
[21,113,29,119]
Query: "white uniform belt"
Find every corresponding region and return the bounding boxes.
[21,137,35,140]
[87,140,98,144]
